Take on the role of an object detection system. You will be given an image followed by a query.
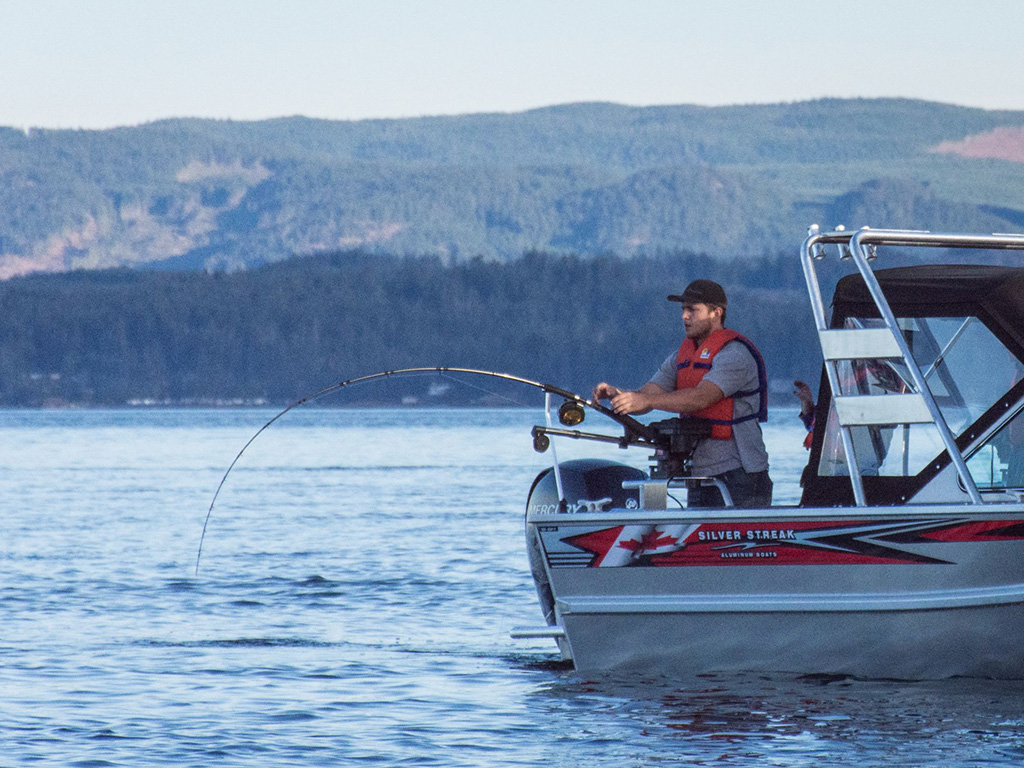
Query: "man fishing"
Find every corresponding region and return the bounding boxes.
[591,279,771,507]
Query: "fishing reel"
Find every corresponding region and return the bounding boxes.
[558,399,586,427]
[532,398,590,452]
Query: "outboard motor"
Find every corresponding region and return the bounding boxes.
[525,459,646,627]
[526,458,646,516]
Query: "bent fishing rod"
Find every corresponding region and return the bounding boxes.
[194,366,655,575]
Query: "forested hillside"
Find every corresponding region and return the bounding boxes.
[2,98,1023,278]
[0,250,817,407]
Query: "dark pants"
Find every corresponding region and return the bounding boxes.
[688,468,773,508]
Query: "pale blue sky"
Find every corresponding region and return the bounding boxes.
[2,0,1021,129]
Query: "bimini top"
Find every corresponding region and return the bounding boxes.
[832,265,1024,352]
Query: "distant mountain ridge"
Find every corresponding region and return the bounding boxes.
[2,98,1023,278]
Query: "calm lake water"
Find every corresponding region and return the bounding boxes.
[2,405,1023,766]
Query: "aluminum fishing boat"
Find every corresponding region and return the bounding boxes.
[515,227,1024,679]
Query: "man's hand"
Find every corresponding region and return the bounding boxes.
[592,380,718,416]
[592,382,654,415]
[793,380,814,415]
[609,390,650,415]
[591,382,623,402]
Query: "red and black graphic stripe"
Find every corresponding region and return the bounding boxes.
[556,518,1024,568]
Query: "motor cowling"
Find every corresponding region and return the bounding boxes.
[526,458,646,516]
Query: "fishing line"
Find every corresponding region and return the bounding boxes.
[436,371,532,408]
[194,366,651,575]
[195,369,443,575]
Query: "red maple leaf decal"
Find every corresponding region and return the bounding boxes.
[617,528,678,552]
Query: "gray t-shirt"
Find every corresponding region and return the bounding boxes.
[648,340,769,476]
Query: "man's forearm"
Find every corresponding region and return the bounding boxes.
[608,381,724,416]
[639,381,724,414]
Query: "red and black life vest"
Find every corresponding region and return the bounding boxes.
[675,328,768,439]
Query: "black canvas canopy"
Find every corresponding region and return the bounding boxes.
[832,265,1024,355]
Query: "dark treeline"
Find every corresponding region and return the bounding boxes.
[0,250,820,407]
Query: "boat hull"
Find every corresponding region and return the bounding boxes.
[527,504,1024,679]
[558,594,1024,679]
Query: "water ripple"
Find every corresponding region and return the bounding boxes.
[4,409,1024,766]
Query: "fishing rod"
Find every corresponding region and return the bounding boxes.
[194,366,655,574]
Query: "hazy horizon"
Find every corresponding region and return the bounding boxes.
[3,0,1021,131]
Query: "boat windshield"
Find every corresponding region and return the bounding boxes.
[818,315,1024,480]
[967,406,1024,490]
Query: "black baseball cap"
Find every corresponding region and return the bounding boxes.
[667,279,728,308]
